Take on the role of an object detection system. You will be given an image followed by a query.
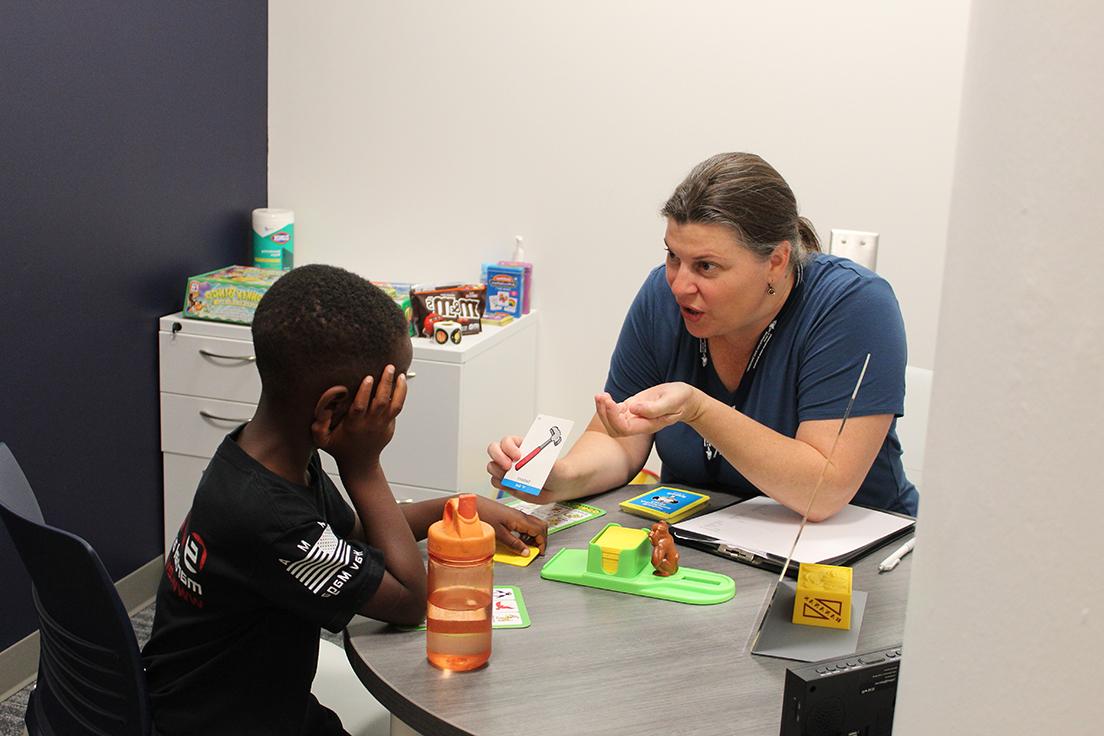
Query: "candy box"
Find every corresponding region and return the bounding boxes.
[371,281,416,337]
[411,284,486,337]
[182,265,284,325]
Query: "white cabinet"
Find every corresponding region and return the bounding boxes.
[158,311,539,555]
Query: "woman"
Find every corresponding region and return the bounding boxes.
[488,153,918,519]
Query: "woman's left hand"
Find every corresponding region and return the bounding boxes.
[594,382,705,437]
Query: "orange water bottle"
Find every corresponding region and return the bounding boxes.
[426,494,495,671]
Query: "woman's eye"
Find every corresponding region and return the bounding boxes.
[665,249,678,262]
[698,262,716,273]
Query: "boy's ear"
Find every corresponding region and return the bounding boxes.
[310,385,350,446]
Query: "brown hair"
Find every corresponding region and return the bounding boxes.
[661,152,820,271]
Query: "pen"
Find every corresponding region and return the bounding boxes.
[878,538,916,572]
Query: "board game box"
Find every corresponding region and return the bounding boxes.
[183,265,285,325]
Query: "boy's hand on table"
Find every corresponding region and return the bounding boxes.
[475,496,548,555]
[321,366,408,477]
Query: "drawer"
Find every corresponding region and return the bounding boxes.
[326,474,452,504]
[382,357,460,491]
[387,482,454,503]
[163,452,211,556]
[162,454,451,557]
[313,360,459,491]
[161,393,256,458]
[159,331,262,403]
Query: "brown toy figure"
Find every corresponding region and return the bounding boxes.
[648,521,680,576]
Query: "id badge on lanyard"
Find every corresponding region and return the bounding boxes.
[696,266,803,479]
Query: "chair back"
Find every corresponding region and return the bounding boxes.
[898,366,934,488]
[0,443,152,736]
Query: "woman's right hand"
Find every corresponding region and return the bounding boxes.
[486,434,563,505]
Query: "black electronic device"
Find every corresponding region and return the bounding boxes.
[779,644,902,736]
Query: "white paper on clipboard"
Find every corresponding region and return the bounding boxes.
[672,497,913,564]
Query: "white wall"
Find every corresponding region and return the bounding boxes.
[895,2,1104,733]
[269,1,969,445]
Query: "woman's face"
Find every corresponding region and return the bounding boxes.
[663,219,786,342]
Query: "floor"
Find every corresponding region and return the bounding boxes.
[0,602,344,735]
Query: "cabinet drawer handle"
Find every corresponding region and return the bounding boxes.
[199,410,251,424]
[198,349,256,363]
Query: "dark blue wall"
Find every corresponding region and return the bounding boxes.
[0,2,267,649]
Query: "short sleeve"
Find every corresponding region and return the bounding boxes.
[604,268,668,402]
[248,494,386,634]
[797,278,907,422]
[313,456,357,539]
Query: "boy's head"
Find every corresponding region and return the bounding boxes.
[252,264,411,411]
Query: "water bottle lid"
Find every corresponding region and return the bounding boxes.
[427,494,495,559]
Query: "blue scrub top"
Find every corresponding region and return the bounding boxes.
[604,254,919,516]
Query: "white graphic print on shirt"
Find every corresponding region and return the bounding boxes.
[280,521,364,598]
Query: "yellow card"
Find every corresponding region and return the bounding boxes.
[493,542,539,567]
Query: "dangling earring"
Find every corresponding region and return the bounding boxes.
[767,283,776,296]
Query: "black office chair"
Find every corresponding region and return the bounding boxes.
[0,442,152,736]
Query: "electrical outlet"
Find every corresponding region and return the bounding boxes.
[828,229,879,271]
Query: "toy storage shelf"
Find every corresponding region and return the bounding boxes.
[157,311,539,557]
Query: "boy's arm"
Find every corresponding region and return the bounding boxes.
[391,496,548,554]
[315,368,426,627]
[341,463,426,626]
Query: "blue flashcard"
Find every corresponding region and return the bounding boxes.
[619,487,710,521]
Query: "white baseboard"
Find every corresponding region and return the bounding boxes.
[0,556,162,702]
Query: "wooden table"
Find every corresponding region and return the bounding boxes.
[344,487,913,736]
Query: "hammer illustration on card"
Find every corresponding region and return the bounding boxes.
[514,426,563,470]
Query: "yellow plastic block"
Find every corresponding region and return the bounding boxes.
[792,563,852,630]
[594,526,648,575]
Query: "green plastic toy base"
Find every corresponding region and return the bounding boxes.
[539,522,735,605]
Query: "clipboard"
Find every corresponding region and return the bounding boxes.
[670,496,915,577]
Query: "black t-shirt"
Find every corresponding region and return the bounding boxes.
[142,429,386,736]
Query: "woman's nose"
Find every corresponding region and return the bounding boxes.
[668,264,696,297]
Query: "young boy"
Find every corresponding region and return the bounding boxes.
[142,265,547,736]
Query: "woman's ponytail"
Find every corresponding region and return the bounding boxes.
[796,216,820,254]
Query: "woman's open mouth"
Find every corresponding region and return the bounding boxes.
[680,305,704,323]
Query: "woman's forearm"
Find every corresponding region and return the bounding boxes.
[687,395,886,521]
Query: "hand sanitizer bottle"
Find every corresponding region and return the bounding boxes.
[498,235,533,315]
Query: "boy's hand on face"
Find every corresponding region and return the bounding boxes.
[322,366,408,476]
[474,496,548,555]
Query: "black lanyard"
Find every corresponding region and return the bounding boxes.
[695,265,804,480]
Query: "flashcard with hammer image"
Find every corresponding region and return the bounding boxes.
[501,415,575,496]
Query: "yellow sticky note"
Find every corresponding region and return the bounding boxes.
[493,543,539,567]
[792,563,853,630]
[594,525,649,574]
